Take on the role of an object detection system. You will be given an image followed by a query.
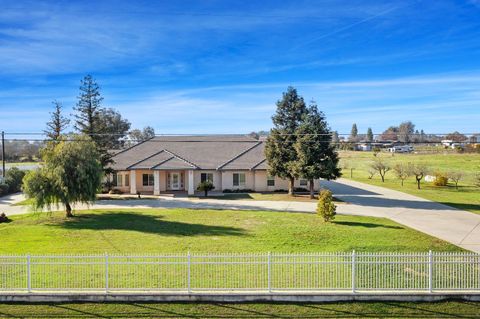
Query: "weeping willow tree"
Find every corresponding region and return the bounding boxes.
[23,134,103,217]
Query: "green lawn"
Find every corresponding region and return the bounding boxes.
[339,151,480,214]
[1,301,479,318]
[0,208,460,254]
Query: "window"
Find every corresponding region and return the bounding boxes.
[125,174,130,187]
[117,174,123,187]
[267,176,275,187]
[233,173,246,187]
[299,179,307,186]
[201,173,213,183]
[112,173,117,186]
[142,173,154,186]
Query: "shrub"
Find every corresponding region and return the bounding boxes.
[433,171,448,186]
[0,183,9,196]
[317,189,336,222]
[109,189,123,195]
[274,189,288,193]
[222,189,255,193]
[0,213,9,223]
[197,181,215,197]
[4,167,26,193]
[294,187,309,193]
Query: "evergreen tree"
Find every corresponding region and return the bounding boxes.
[44,100,70,141]
[294,102,341,198]
[366,127,373,143]
[74,74,103,137]
[265,87,308,195]
[350,123,358,141]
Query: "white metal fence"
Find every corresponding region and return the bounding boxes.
[1,251,479,293]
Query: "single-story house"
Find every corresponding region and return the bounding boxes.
[110,135,321,195]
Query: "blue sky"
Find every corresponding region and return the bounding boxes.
[1,0,480,136]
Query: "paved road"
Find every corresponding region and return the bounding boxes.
[2,179,480,253]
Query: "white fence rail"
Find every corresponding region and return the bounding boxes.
[1,251,479,293]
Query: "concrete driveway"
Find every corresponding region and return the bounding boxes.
[2,179,480,253]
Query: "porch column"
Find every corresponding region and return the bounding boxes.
[188,170,194,195]
[153,171,160,195]
[130,170,137,194]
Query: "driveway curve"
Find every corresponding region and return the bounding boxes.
[2,179,480,253]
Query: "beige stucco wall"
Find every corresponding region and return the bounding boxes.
[221,171,255,190]
[114,169,322,194]
[112,170,131,193]
[253,170,321,192]
[193,170,222,192]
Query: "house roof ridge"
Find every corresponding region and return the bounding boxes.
[251,158,267,170]
[126,149,166,170]
[151,155,175,169]
[111,136,156,157]
[163,149,199,169]
[216,141,262,170]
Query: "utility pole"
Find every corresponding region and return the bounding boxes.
[1,131,5,178]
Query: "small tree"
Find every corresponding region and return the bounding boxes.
[366,127,374,143]
[370,158,390,182]
[23,135,103,217]
[197,181,215,197]
[393,163,409,186]
[317,189,336,222]
[408,163,429,190]
[447,171,463,190]
[349,123,358,142]
[44,100,70,141]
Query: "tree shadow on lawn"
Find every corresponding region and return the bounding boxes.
[333,221,403,229]
[56,211,247,237]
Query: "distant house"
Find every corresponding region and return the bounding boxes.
[355,143,372,151]
[110,135,320,195]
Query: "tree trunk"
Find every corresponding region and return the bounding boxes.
[204,190,208,197]
[380,173,385,182]
[309,179,314,199]
[417,178,421,189]
[65,202,73,218]
[401,179,404,186]
[288,177,295,196]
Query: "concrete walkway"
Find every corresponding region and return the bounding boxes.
[2,179,480,253]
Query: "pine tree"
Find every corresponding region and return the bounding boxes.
[265,87,308,195]
[350,123,358,141]
[294,102,341,198]
[44,100,70,140]
[74,74,103,137]
[366,127,373,143]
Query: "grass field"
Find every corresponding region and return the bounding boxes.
[339,151,480,214]
[1,301,479,318]
[0,208,460,254]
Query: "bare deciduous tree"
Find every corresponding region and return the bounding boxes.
[408,163,429,190]
[447,171,463,190]
[393,163,409,186]
[370,158,390,182]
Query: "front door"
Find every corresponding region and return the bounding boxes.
[171,172,180,190]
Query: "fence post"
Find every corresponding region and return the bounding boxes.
[351,250,356,294]
[187,252,191,294]
[26,254,31,293]
[105,253,109,293]
[428,250,433,293]
[267,252,272,293]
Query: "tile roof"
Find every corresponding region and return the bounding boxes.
[111,135,268,171]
